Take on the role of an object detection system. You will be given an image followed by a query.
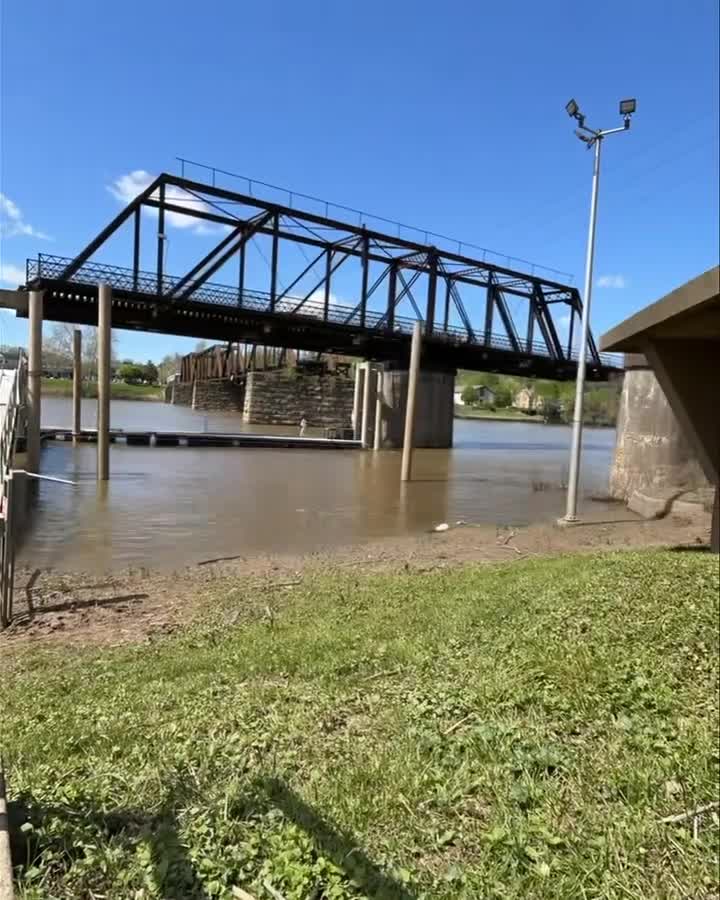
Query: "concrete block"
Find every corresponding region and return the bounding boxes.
[628,488,678,519]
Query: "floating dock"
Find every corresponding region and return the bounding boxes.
[40,428,361,450]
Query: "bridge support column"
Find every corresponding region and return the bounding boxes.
[610,358,710,502]
[352,363,365,441]
[72,328,82,439]
[97,283,111,481]
[27,290,43,474]
[378,365,454,451]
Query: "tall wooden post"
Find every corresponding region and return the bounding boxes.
[400,322,422,482]
[373,365,384,450]
[352,363,365,440]
[97,283,111,481]
[27,290,43,474]
[360,362,372,449]
[72,328,82,439]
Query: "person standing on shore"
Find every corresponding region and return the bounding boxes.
[299,415,308,437]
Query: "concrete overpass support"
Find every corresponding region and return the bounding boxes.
[377,366,454,449]
[643,339,719,552]
[610,356,709,502]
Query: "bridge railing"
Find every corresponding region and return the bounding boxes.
[28,255,623,368]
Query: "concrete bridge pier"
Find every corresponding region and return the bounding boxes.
[376,365,455,449]
[352,356,454,450]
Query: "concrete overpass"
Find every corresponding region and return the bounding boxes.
[601,266,719,551]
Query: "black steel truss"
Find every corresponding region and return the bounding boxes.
[26,172,611,371]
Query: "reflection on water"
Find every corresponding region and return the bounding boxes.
[24,398,617,572]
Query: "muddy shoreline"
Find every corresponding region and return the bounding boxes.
[3,510,712,651]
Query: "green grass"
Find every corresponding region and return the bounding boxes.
[41,378,163,401]
[454,405,542,422]
[2,551,718,899]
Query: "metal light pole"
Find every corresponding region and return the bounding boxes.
[561,97,636,524]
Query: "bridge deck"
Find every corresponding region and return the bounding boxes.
[19,256,623,382]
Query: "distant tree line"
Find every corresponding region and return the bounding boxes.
[41,324,184,386]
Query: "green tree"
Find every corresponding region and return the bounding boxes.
[158,353,182,383]
[142,360,159,384]
[460,384,478,405]
[493,384,514,408]
[117,362,145,384]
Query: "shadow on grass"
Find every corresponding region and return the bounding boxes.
[259,777,418,899]
[8,786,209,899]
[8,777,416,899]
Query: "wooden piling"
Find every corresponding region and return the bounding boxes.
[72,328,82,439]
[97,283,111,481]
[400,322,422,482]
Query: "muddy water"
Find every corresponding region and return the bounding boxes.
[21,398,617,572]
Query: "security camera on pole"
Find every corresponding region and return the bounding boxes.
[560,97,636,525]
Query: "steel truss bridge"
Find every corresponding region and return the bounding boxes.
[20,173,621,380]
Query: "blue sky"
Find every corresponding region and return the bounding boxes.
[1,0,718,362]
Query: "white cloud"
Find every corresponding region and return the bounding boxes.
[0,262,26,287]
[304,289,344,316]
[108,170,225,236]
[597,274,626,289]
[0,193,51,240]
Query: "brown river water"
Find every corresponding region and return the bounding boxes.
[19,398,618,572]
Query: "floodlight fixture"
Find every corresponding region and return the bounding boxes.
[566,98,580,118]
[619,98,636,116]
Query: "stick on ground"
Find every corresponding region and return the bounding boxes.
[659,801,719,824]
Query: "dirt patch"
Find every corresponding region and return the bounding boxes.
[3,510,711,651]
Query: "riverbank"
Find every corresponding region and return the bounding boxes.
[5,511,712,645]
[454,405,544,422]
[41,378,163,401]
[1,524,717,899]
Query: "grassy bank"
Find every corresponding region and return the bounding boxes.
[41,378,163,401]
[2,551,718,899]
[454,405,543,423]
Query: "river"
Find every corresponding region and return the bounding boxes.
[19,397,618,572]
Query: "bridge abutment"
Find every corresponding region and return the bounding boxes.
[610,355,711,515]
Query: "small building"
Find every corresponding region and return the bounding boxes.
[454,384,496,406]
[475,385,496,405]
[513,387,544,412]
